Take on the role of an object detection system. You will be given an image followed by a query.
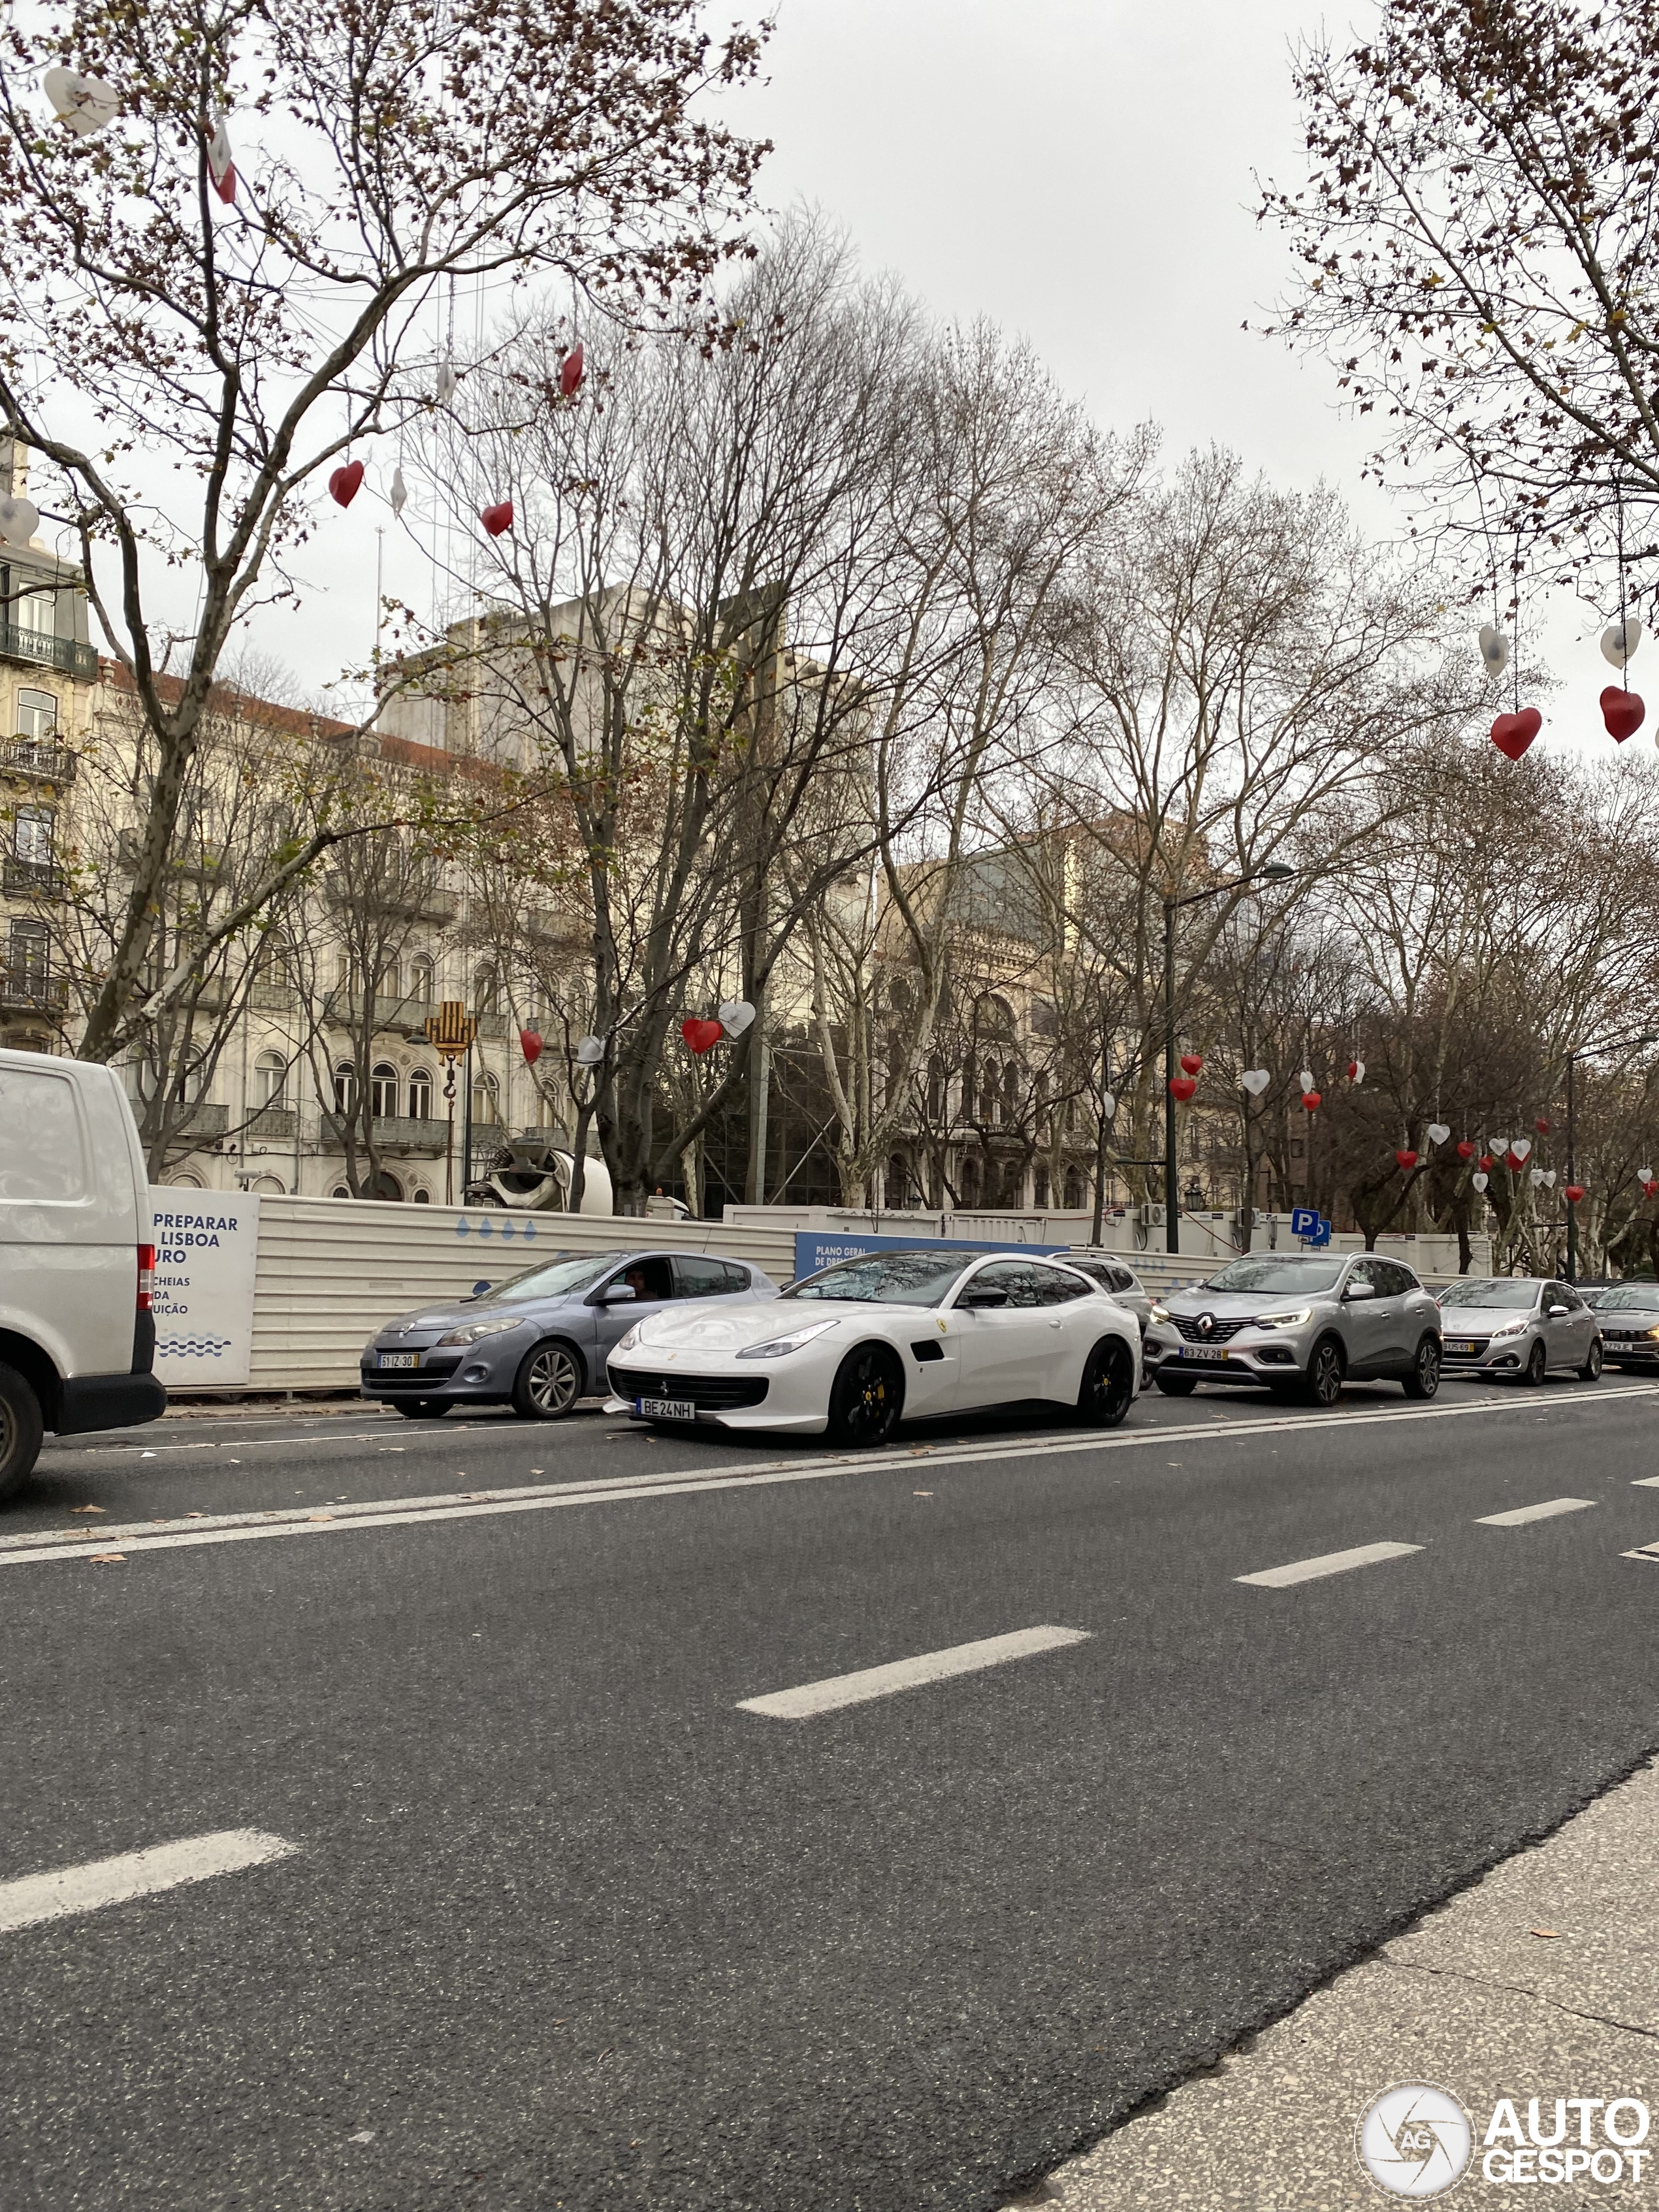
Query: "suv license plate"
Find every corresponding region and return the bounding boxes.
[639,1396,696,1420]
[378,1352,420,1370]
[1178,1346,1227,1362]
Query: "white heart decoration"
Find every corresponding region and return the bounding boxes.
[436,362,458,405]
[1530,1166,1545,1187]
[1100,1091,1117,1120]
[1509,1136,1533,1162]
[1298,1068,1315,1092]
[717,998,756,1035]
[1471,1172,1489,1193]
[1426,1123,1451,1146]
[1643,1166,1654,1183]
[1479,624,1511,680]
[42,65,120,136]
[1602,618,1643,667]
[1240,1069,1272,1097]
[1490,1137,1509,1155]
[574,1035,604,1066]
[390,466,408,519]
[0,494,40,546]
[1542,1169,1556,1187]
[1349,1059,1366,1084]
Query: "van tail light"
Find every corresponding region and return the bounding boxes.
[137,1243,155,1311]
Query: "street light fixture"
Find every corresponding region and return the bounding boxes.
[1162,864,1296,1254]
[1560,1027,1656,1283]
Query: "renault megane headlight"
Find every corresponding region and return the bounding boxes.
[735,1319,842,1360]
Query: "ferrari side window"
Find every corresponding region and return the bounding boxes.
[1031,1264,1089,1303]
[973,1261,1046,1307]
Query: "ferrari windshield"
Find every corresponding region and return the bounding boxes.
[1437,1278,1541,1309]
[1200,1258,1345,1295]
[785,1251,973,1306]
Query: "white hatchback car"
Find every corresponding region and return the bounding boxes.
[604,1246,1142,1446]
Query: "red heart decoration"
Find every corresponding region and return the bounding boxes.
[1456,1140,1476,1160]
[519,1029,542,1066]
[1301,1090,1321,1112]
[1345,1060,1361,1080]
[1601,686,1646,741]
[1490,707,1542,760]
[681,1018,724,1055]
[328,460,364,509]
[1534,1117,1551,1134]
[1506,1149,1528,1172]
[559,342,585,398]
[1179,1052,1203,1076]
[1479,1153,1494,1172]
[1168,1076,1197,1102]
[1644,1179,1658,1200]
[481,500,513,537]
[1564,1183,1586,1203]
[1396,1149,1419,1170]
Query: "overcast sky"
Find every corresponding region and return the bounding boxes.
[266,0,1622,752]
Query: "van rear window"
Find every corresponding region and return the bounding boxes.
[0,1066,89,1203]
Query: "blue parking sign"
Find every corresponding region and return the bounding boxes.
[1289,1206,1320,1238]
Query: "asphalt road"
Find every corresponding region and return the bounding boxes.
[5,1371,1659,2211]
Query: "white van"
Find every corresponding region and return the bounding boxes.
[0,1046,167,1498]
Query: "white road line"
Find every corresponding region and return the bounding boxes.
[1633,1477,1659,1489]
[0,1829,296,1934]
[737,1626,1091,1720]
[1236,1541,1424,1589]
[1475,1497,1598,1527]
[11,1384,1659,1570]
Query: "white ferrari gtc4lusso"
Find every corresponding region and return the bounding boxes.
[603,1247,1142,1447]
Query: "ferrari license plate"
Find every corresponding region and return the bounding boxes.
[639,1396,696,1420]
[378,1351,419,1370]
[1178,1345,1227,1362]
[1444,1339,1477,1356]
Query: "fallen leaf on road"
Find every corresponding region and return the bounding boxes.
[1529,1927,1562,1939]
[185,1512,204,1519]
[88,1553,125,1564]
[69,1504,106,1515]
[307,1514,334,1522]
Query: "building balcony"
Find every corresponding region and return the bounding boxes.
[115,828,226,878]
[0,962,69,1016]
[321,1112,449,1156]
[246,979,298,1013]
[323,872,460,926]
[0,626,98,681]
[3,858,65,900]
[241,1104,297,1142]
[3,739,77,786]
[162,1100,231,1146]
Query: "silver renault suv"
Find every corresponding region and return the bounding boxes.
[1142,1253,1443,1406]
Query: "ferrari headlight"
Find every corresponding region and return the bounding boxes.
[613,1322,644,1355]
[1253,1307,1312,1329]
[1488,1318,1528,1340]
[735,1318,841,1360]
[436,1315,524,1347]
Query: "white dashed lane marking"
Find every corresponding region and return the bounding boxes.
[1475,1497,1598,1527]
[1236,1541,1425,1590]
[0,1830,297,1934]
[737,1626,1091,1720]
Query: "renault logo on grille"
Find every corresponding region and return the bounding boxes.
[1197,1312,1216,1336]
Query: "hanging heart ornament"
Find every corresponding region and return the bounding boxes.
[1100,1091,1117,1120]
[1541,1169,1556,1187]
[1641,1166,1654,1184]
[1564,1183,1586,1203]
[389,466,408,519]
[206,117,236,204]
[1529,1166,1545,1187]
[1426,1123,1451,1146]
[1347,1059,1365,1083]
[0,494,40,546]
[1240,1069,1272,1097]
[519,1029,543,1066]
[1180,1053,1203,1076]
[1302,1090,1321,1112]
[329,460,364,508]
[1479,625,1511,680]
[1298,1068,1315,1092]
[559,343,585,398]
[1534,1117,1551,1135]
[480,500,514,537]
[1396,1148,1419,1170]
[1602,687,1646,741]
[1602,618,1643,667]
[1472,1172,1489,1193]
[1509,1136,1533,1163]
[717,999,756,1035]
[42,66,120,136]
[574,1035,605,1067]
[681,1018,724,1055]
[1168,1076,1197,1102]
[1456,1140,1477,1160]
[1490,708,1542,760]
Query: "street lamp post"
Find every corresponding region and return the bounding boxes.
[1161,866,1295,1255]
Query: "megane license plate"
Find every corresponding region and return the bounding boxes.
[1178,1346,1228,1362]
[639,1396,696,1420]
[378,1351,419,1370]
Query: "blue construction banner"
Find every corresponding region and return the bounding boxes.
[793,1228,1070,1282]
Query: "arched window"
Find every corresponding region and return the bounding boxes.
[411,1186,432,1203]
[408,1066,434,1121]
[1063,1166,1084,1209]
[16,687,58,739]
[885,1153,909,1210]
[959,1155,981,1208]
[333,1061,357,1114]
[370,1062,398,1118]
[410,954,435,1005]
[1033,1166,1050,1210]
[471,1068,501,1125]
[536,1087,560,1129]
[254,1050,288,1108]
[474,966,501,1015]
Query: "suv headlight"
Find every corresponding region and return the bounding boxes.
[1253,1307,1312,1329]
[436,1315,524,1346]
[1149,1304,1170,1323]
[735,1318,841,1360]
[1488,1317,1528,1339]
